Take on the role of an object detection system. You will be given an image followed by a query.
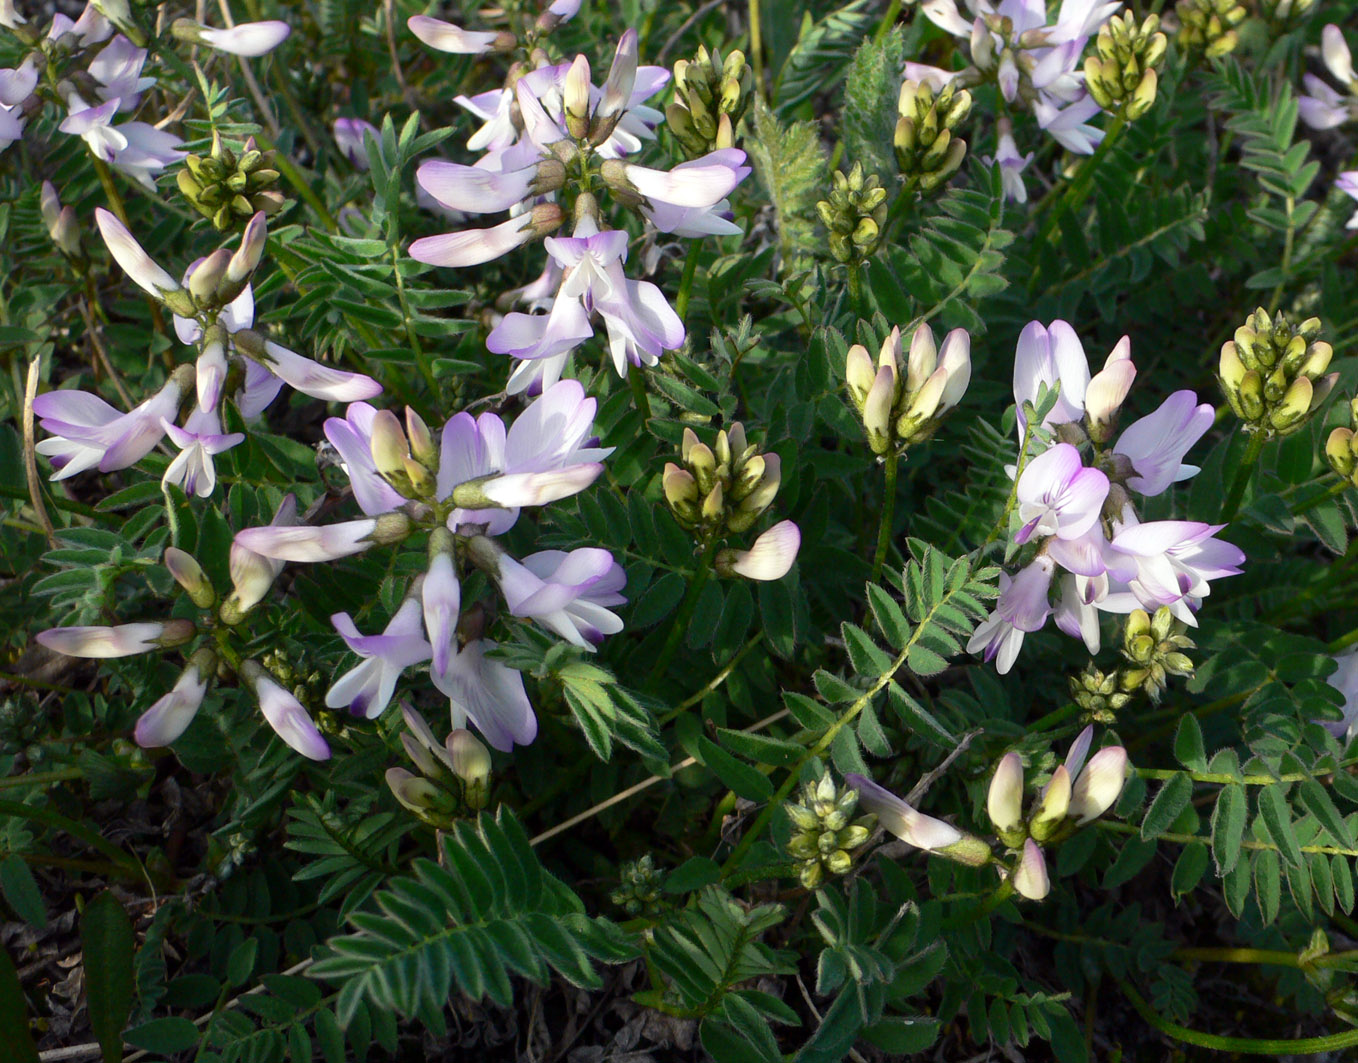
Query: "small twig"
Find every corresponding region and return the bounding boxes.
[22,358,56,547]
[655,0,729,66]
[529,708,791,847]
[906,728,981,805]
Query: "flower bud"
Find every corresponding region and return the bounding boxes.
[987,752,1026,845]
[1011,839,1050,900]
[448,728,492,809]
[369,409,410,483]
[1326,427,1357,480]
[1028,765,1071,841]
[189,249,232,308]
[845,344,877,408]
[165,547,217,609]
[564,54,592,139]
[1068,747,1129,824]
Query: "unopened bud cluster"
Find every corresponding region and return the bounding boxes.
[666,45,751,157]
[386,705,492,828]
[610,855,665,917]
[178,132,286,232]
[1121,607,1194,704]
[817,163,887,264]
[784,774,875,889]
[1084,13,1165,120]
[1070,665,1133,723]
[894,80,971,192]
[370,406,440,503]
[844,323,972,455]
[1325,399,1358,488]
[1175,0,1247,59]
[663,423,781,540]
[987,729,1129,900]
[1220,308,1337,438]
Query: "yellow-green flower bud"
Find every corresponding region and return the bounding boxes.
[1029,766,1071,841]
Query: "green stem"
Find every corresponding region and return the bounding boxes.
[870,448,899,583]
[628,364,653,421]
[1136,760,1358,787]
[1291,477,1351,516]
[1026,701,1082,733]
[1220,430,1266,523]
[982,417,1039,549]
[0,483,99,518]
[1120,978,1358,1054]
[91,157,131,226]
[1266,196,1295,316]
[1099,819,1358,859]
[0,768,83,790]
[1173,946,1358,968]
[675,241,702,323]
[748,0,764,92]
[847,261,865,319]
[648,536,720,686]
[660,633,763,724]
[1030,113,1128,289]
[873,0,902,43]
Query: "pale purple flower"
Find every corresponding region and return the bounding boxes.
[491,216,684,390]
[0,105,24,152]
[34,375,184,478]
[845,773,964,851]
[437,411,519,534]
[88,36,154,106]
[407,15,503,54]
[1112,390,1213,495]
[1013,319,1091,438]
[134,660,210,746]
[47,5,111,47]
[37,622,172,658]
[253,339,382,402]
[1052,570,1103,652]
[326,599,432,718]
[233,518,378,562]
[495,547,626,648]
[324,403,408,517]
[480,379,611,509]
[333,118,379,169]
[431,639,536,752]
[1105,520,1245,623]
[967,555,1057,673]
[409,211,552,268]
[988,122,1033,204]
[196,20,291,57]
[250,668,330,760]
[162,407,243,497]
[0,55,38,107]
[423,553,462,682]
[94,207,181,299]
[1035,94,1104,155]
[609,150,746,210]
[63,101,185,189]
[1014,443,1110,544]
[1301,26,1358,129]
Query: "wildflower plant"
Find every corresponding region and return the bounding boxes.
[4,3,1358,1061]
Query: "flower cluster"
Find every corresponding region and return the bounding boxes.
[34,542,332,760]
[986,726,1129,899]
[785,773,875,889]
[914,0,1120,157]
[407,23,749,393]
[235,381,624,752]
[844,323,972,454]
[1,3,288,182]
[33,211,380,497]
[968,320,1245,674]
